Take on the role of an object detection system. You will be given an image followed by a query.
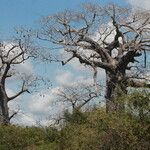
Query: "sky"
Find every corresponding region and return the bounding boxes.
[0,0,149,126]
[0,0,128,39]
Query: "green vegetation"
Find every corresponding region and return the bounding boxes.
[0,91,149,150]
[0,126,59,150]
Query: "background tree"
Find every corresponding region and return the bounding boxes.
[39,3,150,112]
[0,31,36,125]
[55,83,99,124]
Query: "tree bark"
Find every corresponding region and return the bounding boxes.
[105,70,127,113]
[0,85,10,125]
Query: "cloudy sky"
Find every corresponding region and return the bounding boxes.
[0,0,149,126]
[127,0,150,9]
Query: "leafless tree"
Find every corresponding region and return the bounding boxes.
[57,84,99,112]
[0,31,35,125]
[39,3,150,112]
[52,83,99,125]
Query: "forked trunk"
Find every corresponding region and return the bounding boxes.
[105,71,127,113]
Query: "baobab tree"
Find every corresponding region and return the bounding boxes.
[0,31,36,125]
[39,4,150,112]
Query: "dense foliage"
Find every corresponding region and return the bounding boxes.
[0,91,149,150]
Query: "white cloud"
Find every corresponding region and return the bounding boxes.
[9,88,55,126]
[7,88,21,115]
[28,87,62,115]
[1,42,34,79]
[55,69,93,86]
[127,0,150,10]
[55,70,73,86]
[13,61,33,76]
[6,89,35,126]
[24,87,67,126]
[6,88,18,98]
[69,58,89,71]
[29,91,52,115]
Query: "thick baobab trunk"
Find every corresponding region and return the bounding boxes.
[0,85,10,125]
[105,71,127,113]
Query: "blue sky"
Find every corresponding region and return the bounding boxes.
[0,0,129,86]
[0,0,149,126]
[0,0,128,38]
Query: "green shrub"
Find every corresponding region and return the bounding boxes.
[0,125,59,150]
[0,91,149,150]
[56,91,150,150]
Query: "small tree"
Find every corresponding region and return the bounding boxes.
[57,84,98,111]
[55,83,99,124]
[40,3,150,112]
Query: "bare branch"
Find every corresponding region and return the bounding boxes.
[8,81,30,101]
[9,109,20,121]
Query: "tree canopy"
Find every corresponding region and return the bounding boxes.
[39,3,150,112]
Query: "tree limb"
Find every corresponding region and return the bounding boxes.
[8,81,30,101]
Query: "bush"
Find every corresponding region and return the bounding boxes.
[56,91,150,150]
[0,91,149,150]
[0,125,59,150]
